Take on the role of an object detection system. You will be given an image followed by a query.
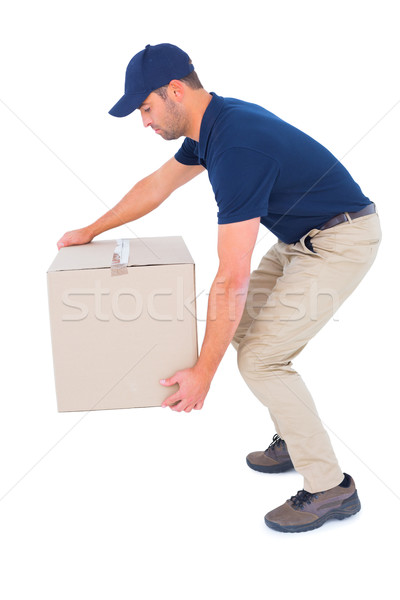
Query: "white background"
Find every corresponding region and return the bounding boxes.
[1,1,399,598]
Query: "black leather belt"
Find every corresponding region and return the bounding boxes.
[319,203,376,231]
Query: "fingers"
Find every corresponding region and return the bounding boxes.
[160,375,179,387]
[162,394,190,412]
[164,398,204,413]
[56,228,94,250]
[161,391,181,408]
[57,233,72,250]
[160,374,181,409]
[183,401,204,413]
[159,369,206,412]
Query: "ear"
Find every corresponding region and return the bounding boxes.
[168,79,185,103]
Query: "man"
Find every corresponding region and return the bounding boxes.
[57,43,381,533]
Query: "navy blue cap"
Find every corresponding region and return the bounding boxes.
[109,43,194,118]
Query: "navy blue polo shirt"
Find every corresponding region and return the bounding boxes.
[174,93,372,244]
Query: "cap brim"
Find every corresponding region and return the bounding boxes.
[108,91,150,117]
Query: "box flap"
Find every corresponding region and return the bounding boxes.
[47,236,194,272]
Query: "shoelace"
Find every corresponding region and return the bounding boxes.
[266,433,284,451]
[290,489,324,510]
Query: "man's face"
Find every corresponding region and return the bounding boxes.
[139,90,188,140]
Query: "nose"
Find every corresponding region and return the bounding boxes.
[142,114,152,128]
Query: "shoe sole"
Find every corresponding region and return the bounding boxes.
[264,491,361,533]
[246,457,294,473]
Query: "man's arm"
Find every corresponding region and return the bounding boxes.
[161,217,260,412]
[57,158,205,249]
[196,217,260,380]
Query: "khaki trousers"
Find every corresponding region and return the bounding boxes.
[232,212,382,493]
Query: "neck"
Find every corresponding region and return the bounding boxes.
[184,90,213,141]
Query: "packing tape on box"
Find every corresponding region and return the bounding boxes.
[111,239,130,276]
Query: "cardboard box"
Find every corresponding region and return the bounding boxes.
[47,236,198,411]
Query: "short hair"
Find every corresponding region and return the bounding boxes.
[153,62,203,100]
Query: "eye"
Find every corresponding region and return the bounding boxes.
[144,108,150,113]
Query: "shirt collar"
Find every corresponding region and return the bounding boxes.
[198,92,224,160]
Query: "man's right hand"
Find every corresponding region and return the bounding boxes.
[56,158,205,251]
[57,227,94,250]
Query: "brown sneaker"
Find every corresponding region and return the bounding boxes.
[264,473,361,533]
[246,434,294,473]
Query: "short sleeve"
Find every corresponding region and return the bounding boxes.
[211,148,280,224]
[174,137,200,166]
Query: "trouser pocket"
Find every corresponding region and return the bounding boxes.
[304,235,316,253]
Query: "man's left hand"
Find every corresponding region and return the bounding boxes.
[160,366,212,412]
